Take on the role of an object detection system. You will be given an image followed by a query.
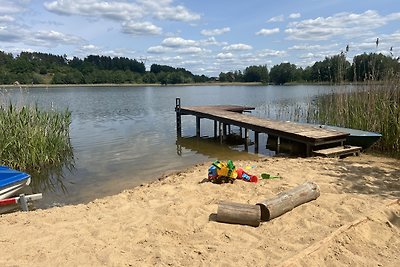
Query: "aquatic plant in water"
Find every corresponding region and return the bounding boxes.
[0,102,74,192]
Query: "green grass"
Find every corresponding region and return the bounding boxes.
[0,102,74,192]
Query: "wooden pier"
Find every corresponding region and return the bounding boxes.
[175,98,351,157]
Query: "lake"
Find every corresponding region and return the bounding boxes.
[3,85,336,207]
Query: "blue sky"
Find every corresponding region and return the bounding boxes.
[1,0,399,76]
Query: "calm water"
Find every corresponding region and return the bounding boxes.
[3,85,336,207]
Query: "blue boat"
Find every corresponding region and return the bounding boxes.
[315,125,382,150]
[0,166,31,200]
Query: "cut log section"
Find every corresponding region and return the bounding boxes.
[216,201,261,227]
[256,181,320,221]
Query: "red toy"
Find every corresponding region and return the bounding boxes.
[236,168,258,183]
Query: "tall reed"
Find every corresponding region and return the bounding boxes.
[308,78,400,155]
[0,102,74,191]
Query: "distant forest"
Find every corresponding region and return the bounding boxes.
[0,51,399,85]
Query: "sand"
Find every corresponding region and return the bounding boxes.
[0,154,399,266]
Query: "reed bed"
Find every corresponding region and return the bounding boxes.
[262,80,400,156]
[309,80,400,155]
[0,102,74,191]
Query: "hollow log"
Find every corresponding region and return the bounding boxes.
[256,181,320,221]
[216,201,261,227]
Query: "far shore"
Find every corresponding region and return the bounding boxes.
[1,82,265,89]
[2,80,385,89]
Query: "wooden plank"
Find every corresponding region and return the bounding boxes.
[179,106,349,145]
[313,146,362,157]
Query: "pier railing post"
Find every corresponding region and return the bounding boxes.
[175,98,182,137]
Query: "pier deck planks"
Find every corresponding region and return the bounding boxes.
[177,105,349,152]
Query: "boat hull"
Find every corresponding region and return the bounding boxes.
[0,166,31,200]
[318,125,382,150]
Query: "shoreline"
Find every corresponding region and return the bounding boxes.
[1,81,388,89]
[0,154,399,266]
[0,82,264,89]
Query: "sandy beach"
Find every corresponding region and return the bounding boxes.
[0,154,399,266]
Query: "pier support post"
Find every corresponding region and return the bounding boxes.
[223,123,227,137]
[244,129,249,151]
[175,98,182,137]
[214,120,217,139]
[254,131,259,153]
[219,122,223,144]
[276,136,280,154]
[196,117,201,138]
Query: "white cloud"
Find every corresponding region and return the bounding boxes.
[268,15,284,22]
[122,21,162,35]
[152,4,200,22]
[289,13,301,19]
[200,37,227,47]
[44,0,143,21]
[0,25,23,42]
[177,47,205,54]
[285,10,400,41]
[76,44,102,55]
[256,28,280,36]
[258,49,287,57]
[161,37,197,47]
[44,0,200,22]
[216,52,233,59]
[147,45,170,54]
[222,43,252,51]
[0,15,15,22]
[30,30,83,46]
[0,0,28,14]
[201,27,230,36]
[0,24,84,47]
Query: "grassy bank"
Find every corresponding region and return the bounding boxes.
[0,102,74,191]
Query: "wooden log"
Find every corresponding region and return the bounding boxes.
[256,181,320,221]
[217,201,261,227]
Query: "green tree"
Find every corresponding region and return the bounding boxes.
[243,65,269,83]
[269,63,298,84]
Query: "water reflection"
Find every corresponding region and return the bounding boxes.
[176,136,262,160]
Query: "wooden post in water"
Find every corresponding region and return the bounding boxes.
[276,136,281,154]
[196,116,201,137]
[214,120,218,139]
[223,123,227,137]
[219,122,223,144]
[254,131,259,153]
[175,98,181,137]
[244,128,249,151]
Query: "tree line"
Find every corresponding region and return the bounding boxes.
[0,51,209,85]
[1,50,399,85]
[219,52,400,84]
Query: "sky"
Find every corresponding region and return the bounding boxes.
[0,0,400,76]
